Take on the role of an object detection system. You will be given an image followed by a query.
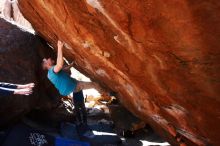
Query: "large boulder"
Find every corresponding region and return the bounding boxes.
[17,0,220,145]
[0,18,61,127]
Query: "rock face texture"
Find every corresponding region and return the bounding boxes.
[0,0,31,28]
[17,0,220,145]
[0,18,63,127]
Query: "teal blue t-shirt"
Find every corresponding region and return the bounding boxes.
[47,66,77,96]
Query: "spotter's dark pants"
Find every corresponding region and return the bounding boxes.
[73,90,87,125]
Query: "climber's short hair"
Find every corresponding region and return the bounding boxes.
[42,58,55,70]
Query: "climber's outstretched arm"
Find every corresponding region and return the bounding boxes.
[54,40,64,73]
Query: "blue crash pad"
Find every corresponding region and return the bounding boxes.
[56,137,90,146]
[2,123,90,146]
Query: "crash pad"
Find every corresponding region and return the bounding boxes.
[2,123,89,146]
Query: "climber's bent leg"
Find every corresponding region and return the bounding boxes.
[74,81,104,94]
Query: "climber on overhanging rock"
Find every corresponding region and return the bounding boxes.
[0,82,35,96]
[42,40,105,125]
